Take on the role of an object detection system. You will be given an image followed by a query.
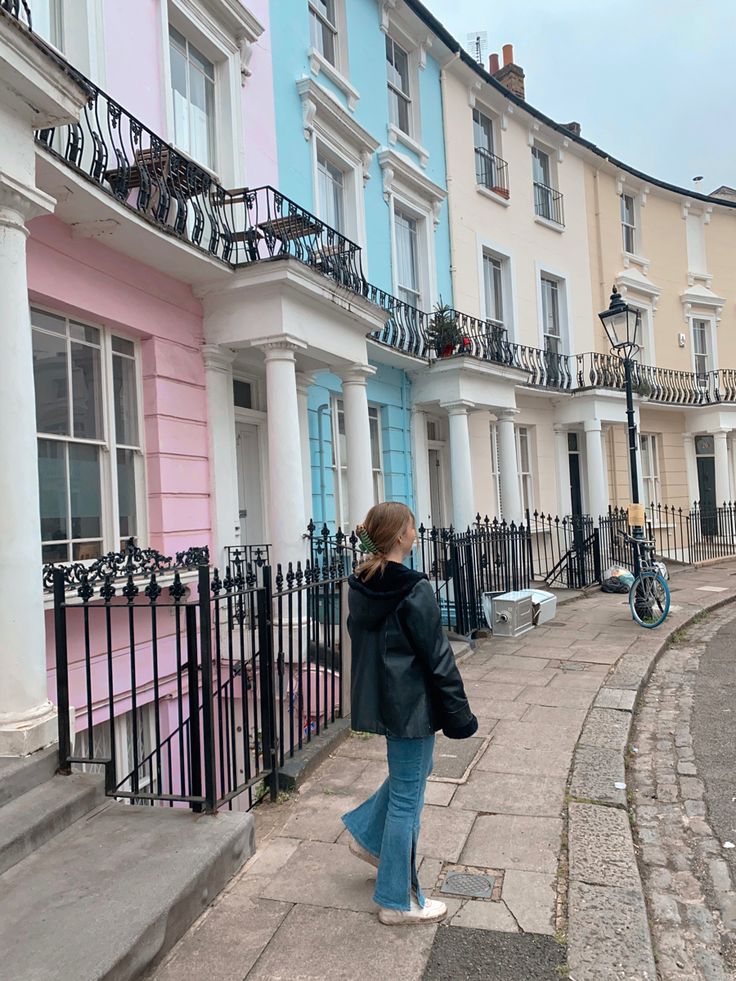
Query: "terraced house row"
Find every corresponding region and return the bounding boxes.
[1,0,735,763]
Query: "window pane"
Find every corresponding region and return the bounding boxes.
[532,147,550,185]
[188,64,215,168]
[113,352,139,446]
[31,308,65,335]
[473,109,493,153]
[340,468,349,528]
[112,336,135,356]
[484,255,503,323]
[69,321,101,345]
[170,38,189,149]
[117,448,138,540]
[233,379,252,409]
[38,438,68,544]
[69,443,102,539]
[190,44,215,81]
[395,211,418,296]
[71,341,103,439]
[369,409,381,469]
[33,329,69,435]
[317,155,344,232]
[42,542,68,564]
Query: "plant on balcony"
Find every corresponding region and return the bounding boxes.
[428,299,462,358]
[632,378,654,398]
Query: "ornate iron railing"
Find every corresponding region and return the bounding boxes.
[533,180,565,226]
[1,0,32,29]
[475,146,509,197]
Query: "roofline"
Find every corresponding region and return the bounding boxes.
[403,0,736,212]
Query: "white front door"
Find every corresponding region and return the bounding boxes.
[428,447,446,529]
[236,423,265,545]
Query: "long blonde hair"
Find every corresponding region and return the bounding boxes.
[355,502,415,581]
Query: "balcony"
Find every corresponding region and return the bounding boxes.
[533,181,565,227]
[1,0,31,28]
[474,147,509,199]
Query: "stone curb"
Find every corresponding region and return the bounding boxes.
[567,589,736,981]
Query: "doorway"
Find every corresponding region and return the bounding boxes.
[567,432,583,518]
[695,435,717,536]
[428,448,446,529]
[236,422,265,545]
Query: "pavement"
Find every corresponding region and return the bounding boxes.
[627,602,736,979]
[149,560,736,981]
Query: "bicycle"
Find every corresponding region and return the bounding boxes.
[618,530,671,629]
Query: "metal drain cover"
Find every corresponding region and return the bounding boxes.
[440,871,496,899]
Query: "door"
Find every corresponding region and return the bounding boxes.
[236,423,265,545]
[428,448,445,529]
[695,435,717,536]
[567,433,583,518]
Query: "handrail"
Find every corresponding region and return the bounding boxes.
[1,0,32,29]
[533,180,565,225]
[474,146,509,196]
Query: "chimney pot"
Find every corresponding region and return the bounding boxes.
[489,52,500,74]
[502,43,514,66]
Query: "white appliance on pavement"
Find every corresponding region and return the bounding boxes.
[482,588,557,636]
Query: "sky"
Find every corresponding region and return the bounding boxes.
[428,0,736,194]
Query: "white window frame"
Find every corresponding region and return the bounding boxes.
[489,423,501,518]
[32,0,106,82]
[331,398,384,528]
[516,425,534,516]
[32,305,147,564]
[380,149,445,312]
[639,433,661,507]
[476,237,515,341]
[531,141,563,229]
[626,301,655,367]
[298,78,376,254]
[472,105,503,190]
[621,192,638,256]
[691,315,717,387]
[536,265,571,355]
[393,207,422,309]
[160,0,262,187]
[75,703,157,796]
[307,0,356,108]
[382,21,428,167]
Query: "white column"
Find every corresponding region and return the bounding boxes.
[296,373,315,524]
[203,345,240,571]
[257,338,307,567]
[444,401,476,530]
[554,425,572,517]
[714,429,731,505]
[496,409,523,525]
[341,364,377,529]
[683,433,699,506]
[411,408,432,529]
[0,176,58,755]
[584,419,609,522]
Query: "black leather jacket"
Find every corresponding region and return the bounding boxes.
[347,562,478,740]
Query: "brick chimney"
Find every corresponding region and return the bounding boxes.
[711,185,736,202]
[562,121,582,137]
[491,43,525,100]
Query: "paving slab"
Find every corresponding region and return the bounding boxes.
[517,685,596,709]
[569,803,640,888]
[461,815,562,874]
[519,704,589,728]
[450,899,519,931]
[451,770,566,818]
[569,745,627,806]
[424,782,456,806]
[501,870,557,935]
[248,904,437,981]
[260,840,376,913]
[568,882,656,981]
[578,707,632,752]
[465,679,527,701]
[475,741,572,777]
[418,804,476,863]
[430,733,485,780]
[279,792,363,842]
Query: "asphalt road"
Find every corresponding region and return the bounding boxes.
[423,927,566,981]
[692,615,736,881]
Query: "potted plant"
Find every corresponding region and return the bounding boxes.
[428,299,462,358]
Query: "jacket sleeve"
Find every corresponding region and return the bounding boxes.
[397,579,476,736]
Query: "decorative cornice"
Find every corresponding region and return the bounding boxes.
[341,364,378,386]
[377,148,446,223]
[442,400,476,414]
[379,0,398,34]
[307,48,360,111]
[296,78,377,176]
[0,171,55,230]
[680,283,726,325]
[202,343,236,373]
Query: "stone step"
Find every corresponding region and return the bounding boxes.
[0,802,254,981]
[0,745,59,808]
[0,772,104,875]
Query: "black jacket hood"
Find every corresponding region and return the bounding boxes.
[348,562,427,629]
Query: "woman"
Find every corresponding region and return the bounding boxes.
[342,502,478,925]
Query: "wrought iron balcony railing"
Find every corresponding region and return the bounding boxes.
[474,146,510,198]
[533,180,565,226]
[28,41,736,409]
[0,0,32,29]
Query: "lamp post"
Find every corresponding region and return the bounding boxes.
[598,285,643,575]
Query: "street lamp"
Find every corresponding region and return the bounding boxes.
[598,285,643,574]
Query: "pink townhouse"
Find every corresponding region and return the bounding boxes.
[0,0,277,770]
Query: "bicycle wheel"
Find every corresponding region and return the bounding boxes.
[629,571,670,628]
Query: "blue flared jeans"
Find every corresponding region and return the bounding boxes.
[342,733,435,911]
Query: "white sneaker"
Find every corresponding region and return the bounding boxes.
[348,838,379,869]
[378,896,447,926]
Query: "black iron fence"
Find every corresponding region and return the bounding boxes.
[50,536,349,813]
[415,520,532,635]
[475,146,509,197]
[526,511,601,589]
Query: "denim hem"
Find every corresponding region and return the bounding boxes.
[341,820,379,861]
[373,891,412,912]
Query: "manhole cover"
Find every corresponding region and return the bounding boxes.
[440,871,496,899]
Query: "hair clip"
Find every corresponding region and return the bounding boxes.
[356,525,378,555]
